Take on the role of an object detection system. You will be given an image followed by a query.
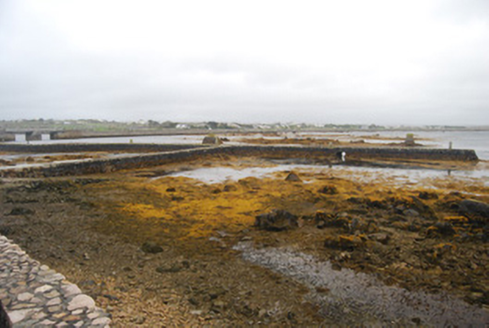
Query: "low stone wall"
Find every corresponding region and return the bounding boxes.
[0,143,204,154]
[219,145,479,162]
[0,145,479,178]
[0,236,110,327]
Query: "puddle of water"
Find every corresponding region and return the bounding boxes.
[166,166,286,184]
[234,243,489,326]
[167,164,489,187]
[0,153,137,171]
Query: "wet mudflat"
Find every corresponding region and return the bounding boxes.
[0,156,488,326]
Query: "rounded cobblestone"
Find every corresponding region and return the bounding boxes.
[0,235,110,327]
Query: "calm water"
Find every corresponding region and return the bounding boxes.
[347,130,489,160]
[234,243,489,326]
[20,130,489,160]
[168,164,489,188]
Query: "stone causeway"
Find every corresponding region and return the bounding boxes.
[0,235,110,327]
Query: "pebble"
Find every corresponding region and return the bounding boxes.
[0,235,111,326]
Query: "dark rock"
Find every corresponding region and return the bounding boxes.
[166,187,176,192]
[103,294,120,302]
[0,226,12,236]
[410,196,437,219]
[7,207,34,216]
[315,286,330,294]
[459,199,489,222]
[132,316,146,325]
[316,220,327,229]
[79,280,97,287]
[411,317,422,325]
[287,311,297,322]
[394,205,406,214]
[347,197,366,204]
[141,242,163,254]
[208,287,227,300]
[156,265,181,273]
[331,262,342,271]
[254,209,299,231]
[285,172,302,182]
[407,223,421,232]
[223,184,237,192]
[318,185,338,195]
[211,300,227,313]
[202,136,222,145]
[418,191,438,200]
[389,215,407,223]
[324,235,365,251]
[368,233,390,245]
[315,211,350,229]
[367,200,388,209]
[188,297,199,306]
[403,209,420,217]
[427,222,455,237]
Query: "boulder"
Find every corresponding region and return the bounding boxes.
[318,185,338,195]
[285,172,302,182]
[141,242,163,254]
[315,211,350,229]
[202,136,222,145]
[426,222,455,237]
[368,233,390,245]
[418,191,438,200]
[7,207,34,216]
[324,235,366,250]
[254,209,299,231]
[459,199,489,222]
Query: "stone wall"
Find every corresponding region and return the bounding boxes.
[0,145,479,178]
[0,143,204,153]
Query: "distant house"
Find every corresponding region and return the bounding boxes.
[15,134,27,142]
[176,124,189,129]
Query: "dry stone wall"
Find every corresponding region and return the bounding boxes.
[0,145,479,178]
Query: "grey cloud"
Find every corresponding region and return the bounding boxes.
[0,1,488,126]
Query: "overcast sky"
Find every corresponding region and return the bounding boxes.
[0,0,488,125]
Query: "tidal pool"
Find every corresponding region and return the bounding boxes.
[167,164,489,187]
[234,243,489,326]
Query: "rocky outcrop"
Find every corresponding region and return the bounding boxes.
[202,136,222,145]
[285,172,302,182]
[459,199,489,223]
[255,210,299,231]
